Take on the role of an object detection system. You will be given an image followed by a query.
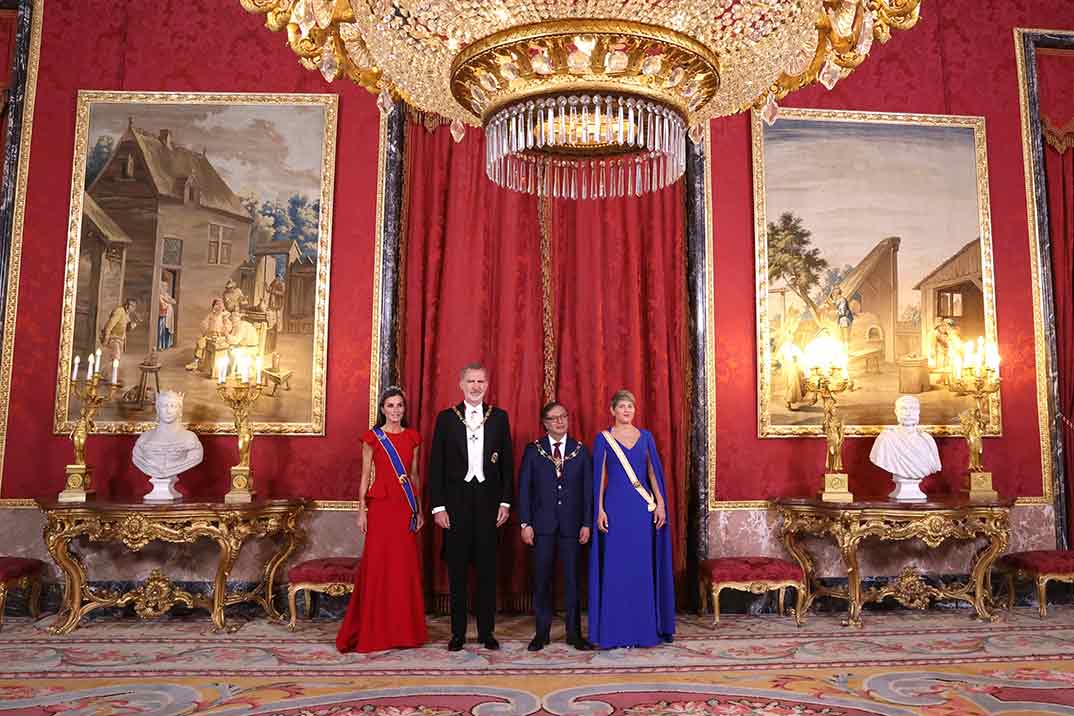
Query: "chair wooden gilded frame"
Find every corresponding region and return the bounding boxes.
[698,557,806,627]
[0,557,45,630]
[285,557,359,631]
[993,550,1074,619]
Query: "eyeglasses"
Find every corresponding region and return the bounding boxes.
[543,413,569,422]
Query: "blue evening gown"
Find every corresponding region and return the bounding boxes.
[588,428,675,648]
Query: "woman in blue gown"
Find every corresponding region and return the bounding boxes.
[588,389,675,648]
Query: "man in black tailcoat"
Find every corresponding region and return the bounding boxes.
[428,362,513,651]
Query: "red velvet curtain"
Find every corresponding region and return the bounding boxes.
[402,119,689,608]
[548,191,689,572]
[401,119,545,609]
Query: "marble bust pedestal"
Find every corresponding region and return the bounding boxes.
[888,474,929,502]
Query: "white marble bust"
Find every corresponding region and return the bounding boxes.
[869,395,941,501]
[133,390,203,502]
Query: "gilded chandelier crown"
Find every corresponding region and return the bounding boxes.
[243,0,923,199]
[449,20,721,198]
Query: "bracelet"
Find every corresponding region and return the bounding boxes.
[357,502,368,512]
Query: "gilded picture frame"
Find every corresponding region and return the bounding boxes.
[753,108,1001,437]
[52,91,338,436]
[1013,27,1074,510]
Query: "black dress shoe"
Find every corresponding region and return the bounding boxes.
[567,636,594,651]
[482,636,500,650]
[447,636,465,651]
[527,636,546,652]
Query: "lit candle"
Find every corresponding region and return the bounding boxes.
[71,355,80,381]
[111,358,119,385]
[240,361,249,384]
[841,365,849,381]
[85,354,95,380]
[255,355,263,385]
[986,344,1000,374]
[95,347,102,369]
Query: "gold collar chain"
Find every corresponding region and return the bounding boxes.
[454,404,493,433]
[534,439,582,473]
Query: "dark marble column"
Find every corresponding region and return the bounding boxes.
[684,130,711,591]
[373,101,407,396]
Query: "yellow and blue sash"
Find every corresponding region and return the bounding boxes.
[373,427,419,532]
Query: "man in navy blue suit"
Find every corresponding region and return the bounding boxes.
[518,401,594,651]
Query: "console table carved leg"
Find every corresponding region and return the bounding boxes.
[838,534,864,628]
[258,523,304,621]
[969,526,1009,622]
[781,528,817,615]
[211,536,244,633]
[45,529,89,635]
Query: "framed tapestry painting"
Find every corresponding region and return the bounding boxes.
[53,91,337,435]
[753,108,1000,437]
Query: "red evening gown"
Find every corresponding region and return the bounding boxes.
[336,427,428,653]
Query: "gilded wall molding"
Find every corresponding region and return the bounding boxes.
[1014,27,1074,542]
[0,0,44,505]
[367,110,389,429]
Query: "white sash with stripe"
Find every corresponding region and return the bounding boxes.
[601,430,656,512]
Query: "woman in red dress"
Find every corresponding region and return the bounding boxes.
[336,386,427,653]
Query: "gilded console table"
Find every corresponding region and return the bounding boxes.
[776,497,1012,628]
[37,499,306,634]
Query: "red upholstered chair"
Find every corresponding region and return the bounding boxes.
[993,550,1074,618]
[699,557,807,627]
[0,557,45,630]
[286,557,360,630]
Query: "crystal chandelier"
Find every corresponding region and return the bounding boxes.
[243,0,923,199]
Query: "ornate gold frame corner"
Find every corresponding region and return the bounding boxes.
[751,108,1001,439]
[50,91,338,438]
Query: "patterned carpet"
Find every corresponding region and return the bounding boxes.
[1,607,1073,714]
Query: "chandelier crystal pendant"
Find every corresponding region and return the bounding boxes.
[455,21,716,198]
[242,0,924,199]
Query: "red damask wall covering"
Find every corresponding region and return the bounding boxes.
[1,0,1072,504]
[709,1,1074,503]
[1,0,380,501]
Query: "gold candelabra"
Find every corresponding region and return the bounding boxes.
[949,362,1001,502]
[62,373,122,502]
[217,372,264,504]
[803,360,854,503]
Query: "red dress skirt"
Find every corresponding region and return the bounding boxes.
[336,427,427,653]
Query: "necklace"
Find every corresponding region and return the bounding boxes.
[533,439,582,476]
[453,404,492,434]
